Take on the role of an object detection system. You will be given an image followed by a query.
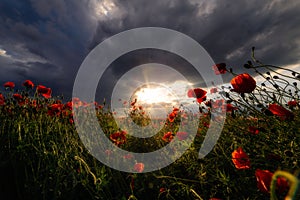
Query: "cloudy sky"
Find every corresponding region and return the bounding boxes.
[1,0,300,102]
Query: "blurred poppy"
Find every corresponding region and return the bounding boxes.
[255,169,289,194]
[131,98,137,106]
[22,80,34,89]
[231,147,250,169]
[248,126,259,135]
[230,73,256,93]
[48,103,64,116]
[287,100,298,109]
[210,87,218,94]
[4,81,15,89]
[255,169,272,193]
[0,93,5,105]
[168,111,177,123]
[37,85,52,99]
[212,63,227,75]
[203,122,210,128]
[64,101,73,110]
[133,162,145,173]
[13,93,25,106]
[268,104,294,120]
[162,132,174,142]
[211,99,225,109]
[222,103,237,112]
[13,93,23,101]
[176,132,188,140]
[205,100,212,108]
[159,188,167,193]
[110,130,127,146]
[187,88,207,103]
[123,154,133,160]
[172,107,179,113]
[72,97,84,108]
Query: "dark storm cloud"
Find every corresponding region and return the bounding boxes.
[91,0,300,82]
[0,0,97,97]
[1,0,300,99]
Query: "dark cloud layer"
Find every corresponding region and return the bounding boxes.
[0,0,300,100]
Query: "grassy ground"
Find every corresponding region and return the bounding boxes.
[1,52,300,199]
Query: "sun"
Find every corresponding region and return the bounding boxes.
[132,83,178,105]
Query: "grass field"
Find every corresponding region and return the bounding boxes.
[0,51,300,199]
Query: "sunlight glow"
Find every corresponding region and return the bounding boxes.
[0,48,10,57]
[133,86,177,105]
[94,0,116,17]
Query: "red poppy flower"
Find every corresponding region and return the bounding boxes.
[255,169,289,194]
[210,87,218,94]
[187,88,207,103]
[13,93,25,105]
[268,103,294,120]
[172,107,179,113]
[48,103,64,116]
[4,81,15,89]
[168,111,177,123]
[0,93,5,105]
[203,122,210,128]
[109,130,127,146]
[230,73,256,93]
[13,93,23,101]
[222,104,238,112]
[287,100,298,109]
[211,99,225,109]
[22,80,34,89]
[30,99,37,108]
[64,101,73,110]
[123,154,133,160]
[159,188,167,193]
[248,126,259,135]
[37,85,52,99]
[231,147,250,169]
[212,63,227,75]
[133,162,145,173]
[162,132,174,142]
[72,97,84,108]
[255,169,273,193]
[176,132,188,141]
